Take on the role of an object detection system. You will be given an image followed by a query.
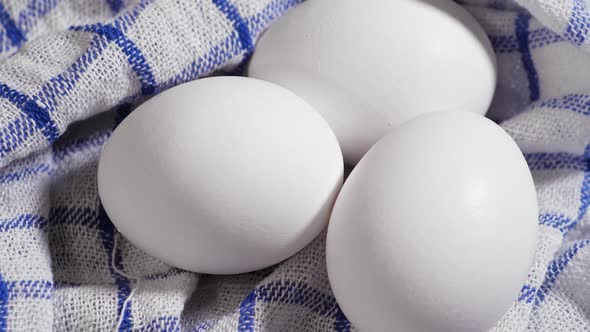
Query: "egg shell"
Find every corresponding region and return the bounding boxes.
[248,0,497,164]
[98,76,344,275]
[326,111,538,331]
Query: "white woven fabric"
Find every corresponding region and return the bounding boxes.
[0,0,589,331]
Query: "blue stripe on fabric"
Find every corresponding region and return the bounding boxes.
[6,280,53,300]
[143,268,186,281]
[525,152,588,171]
[49,207,102,229]
[108,30,153,94]
[334,308,351,332]
[54,281,81,288]
[531,146,590,234]
[515,13,540,102]
[37,35,109,114]
[238,291,256,332]
[160,0,301,89]
[0,163,51,184]
[246,0,304,38]
[18,0,60,34]
[193,320,217,332]
[0,214,48,232]
[212,0,254,56]
[528,28,565,49]
[0,274,7,331]
[256,281,342,316]
[539,213,576,233]
[27,1,144,151]
[534,239,590,305]
[518,284,538,304]
[577,146,590,223]
[529,93,590,115]
[0,115,37,158]
[98,207,133,332]
[52,130,111,161]
[107,0,124,13]
[488,34,518,53]
[490,27,565,54]
[0,84,59,142]
[160,36,237,90]
[111,0,153,33]
[0,2,25,48]
[73,23,157,95]
[138,316,180,332]
[237,280,351,331]
[565,0,590,46]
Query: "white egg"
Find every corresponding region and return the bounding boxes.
[326,111,538,331]
[248,0,497,164]
[98,77,343,275]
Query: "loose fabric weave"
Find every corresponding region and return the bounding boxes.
[0,0,589,330]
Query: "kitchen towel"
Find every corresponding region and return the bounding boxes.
[0,0,589,330]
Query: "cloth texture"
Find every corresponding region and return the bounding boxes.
[0,0,589,330]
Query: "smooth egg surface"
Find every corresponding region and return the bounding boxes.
[98,77,344,274]
[326,111,538,331]
[249,0,497,164]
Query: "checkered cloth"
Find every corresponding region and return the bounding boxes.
[0,0,589,330]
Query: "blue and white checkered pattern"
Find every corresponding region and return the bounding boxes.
[0,0,589,330]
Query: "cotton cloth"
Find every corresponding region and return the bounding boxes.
[0,0,589,331]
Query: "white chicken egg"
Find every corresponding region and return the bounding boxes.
[326,111,538,331]
[248,0,497,164]
[98,76,343,275]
